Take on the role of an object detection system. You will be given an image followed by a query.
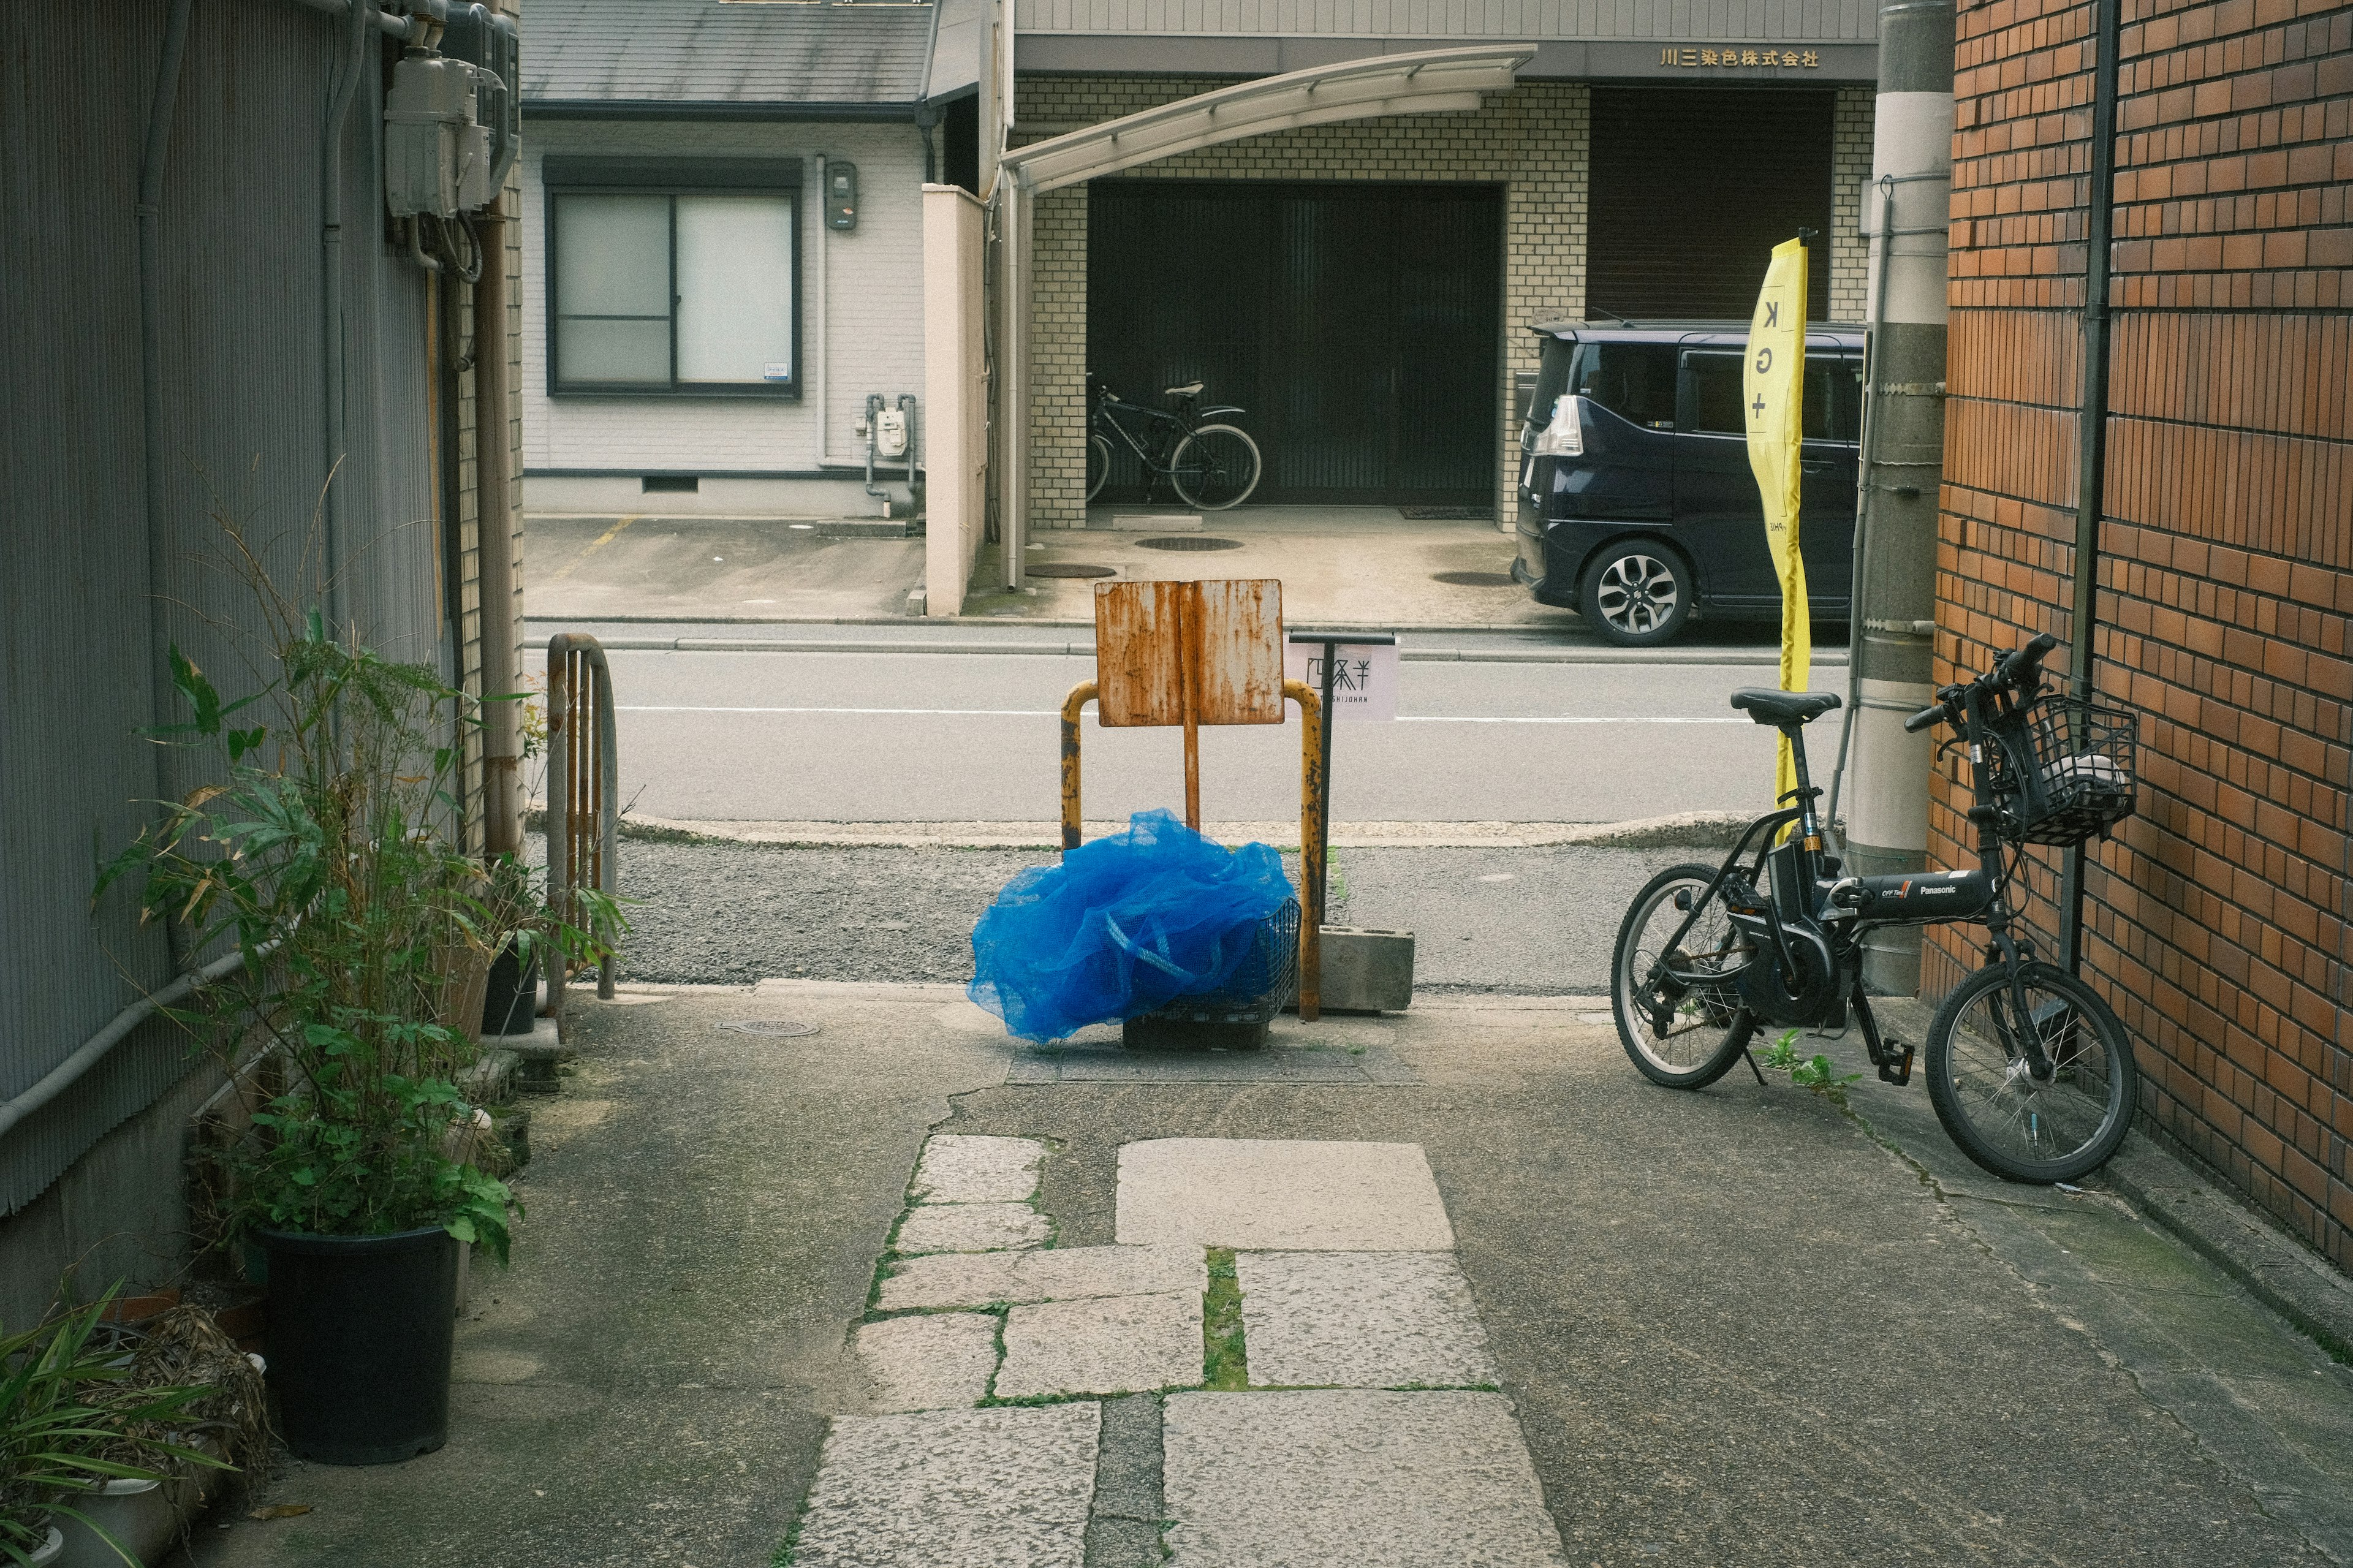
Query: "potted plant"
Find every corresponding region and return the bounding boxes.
[96,532,616,1466]
[476,854,545,1038]
[2,1288,228,1568]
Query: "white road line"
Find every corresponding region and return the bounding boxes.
[613,704,1746,724]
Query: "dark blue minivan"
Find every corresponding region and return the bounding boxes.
[1512,320,1865,646]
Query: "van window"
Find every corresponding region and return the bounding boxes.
[1572,343,1678,430]
[1683,350,1745,435]
[1684,348,1865,441]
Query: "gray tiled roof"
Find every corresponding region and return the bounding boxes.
[525,0,933,108]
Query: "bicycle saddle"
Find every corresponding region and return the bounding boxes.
[1730,687,1842,726]
[1163,382,1203,398]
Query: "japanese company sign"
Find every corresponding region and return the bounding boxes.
[1283,641,1400,724]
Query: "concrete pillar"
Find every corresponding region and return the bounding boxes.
[1846,0,1955,994]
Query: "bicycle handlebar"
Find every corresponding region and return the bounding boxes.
[1902,632,2065,734]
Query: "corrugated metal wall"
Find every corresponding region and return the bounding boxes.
[1,1,447,1221]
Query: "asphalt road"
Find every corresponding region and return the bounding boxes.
[534,633,1843,825]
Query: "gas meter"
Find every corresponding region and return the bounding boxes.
[874,406,908,459]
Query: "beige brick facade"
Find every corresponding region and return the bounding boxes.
[1830,85,1874,322]
[1014,75,1871,529]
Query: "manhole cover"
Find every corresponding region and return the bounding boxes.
[717,1019,820,1038]
[1401,507,1494,520]
[1433,571,1518,588]
[1027,562,1117,578]
[1136,536,1243,551]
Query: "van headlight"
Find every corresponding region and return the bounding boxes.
[1529,395,1584,458]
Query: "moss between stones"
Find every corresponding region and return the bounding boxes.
[1201,1248,1248,1390]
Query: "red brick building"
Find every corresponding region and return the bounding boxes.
[1932,0,2350,1265]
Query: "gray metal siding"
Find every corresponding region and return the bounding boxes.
[1,0,445,1218]
[1013,0,1877,39]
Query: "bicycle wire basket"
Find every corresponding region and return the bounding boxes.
[1135,897,1302,1027]
[1986,697,2140,846]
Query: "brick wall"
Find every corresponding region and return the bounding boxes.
[1832,85,1876,320]
[1933,0,2352,1265]
[1015,75,1593,529]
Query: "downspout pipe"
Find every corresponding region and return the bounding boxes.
[140,0,195,741]
[476,197,525,860]
[2060,0,2124,974]
[320,0,372,635]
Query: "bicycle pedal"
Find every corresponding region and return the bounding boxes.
[1878,1044,1915,1086]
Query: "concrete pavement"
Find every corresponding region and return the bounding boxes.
[189,983,2353,1568]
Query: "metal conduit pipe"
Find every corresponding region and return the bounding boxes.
[0,947,268,1146]
[319,0,371,633]
[139,0,195,761]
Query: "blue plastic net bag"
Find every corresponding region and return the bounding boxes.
[970,809,1297,1042]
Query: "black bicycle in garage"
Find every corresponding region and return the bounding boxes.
[1084,378,1262,511]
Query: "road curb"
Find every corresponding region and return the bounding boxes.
[559,634,1846,667]
[545,811,1757,852]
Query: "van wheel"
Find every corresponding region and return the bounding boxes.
[1581,541,1691,646]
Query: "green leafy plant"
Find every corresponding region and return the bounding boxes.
[1,1288,230,1567]
[95,522,620,1262]
[1758,1028,1863,1097]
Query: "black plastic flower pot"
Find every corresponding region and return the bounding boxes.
[257,1225,460,1465]
[481,939,540,1037]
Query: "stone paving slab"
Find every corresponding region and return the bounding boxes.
[879,1244,1207,1312]
[914,1134,1050,1204]
[852,1312,1002,1413]
[790,1404,1101,1568]
[995,1290,1205,1401]
[1162,1390,1566,1567]
[1006,1043,1422,1085]
[896,1201,1053,1255]
[1117,1139,1455,1251]
[1237,1251,1499,1389]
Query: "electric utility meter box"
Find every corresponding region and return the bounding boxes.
[440,3,520,196]
[826,162,857,230]
[385,54,490,218]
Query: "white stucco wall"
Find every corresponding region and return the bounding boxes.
[520,118,928,508]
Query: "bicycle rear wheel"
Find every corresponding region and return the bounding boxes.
[1612,863,1757,1089]
[1925,961,2137,1183]
[1085,434,1112,502]
[1169,425,1262,510]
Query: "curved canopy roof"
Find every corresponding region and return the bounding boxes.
[1000,44,1535,194]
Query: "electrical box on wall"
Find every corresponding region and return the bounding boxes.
[874,407,908,458]
[385,53,493,217]
[826,162,857,230]
[439,3,521,194]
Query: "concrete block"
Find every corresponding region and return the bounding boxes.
[1236,1251,1499,1389]
[790,1404,1099,1568]
[895,1201,1051,1255]
[878,1244,1205,1312]
[996,1289,1203,1399]
[1317,926,1414,1013]
[853,1312,1001,1412]
[912,1134,1048,1204]
[1116,1139,1455,1251]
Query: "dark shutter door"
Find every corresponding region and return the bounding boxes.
[1088,180,1501,507]
[1587,88,1836,323]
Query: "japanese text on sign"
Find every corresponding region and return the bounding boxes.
[1282,641,1401,724]
[1660,46,1821,67]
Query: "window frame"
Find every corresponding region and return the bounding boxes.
[544,157,805,400]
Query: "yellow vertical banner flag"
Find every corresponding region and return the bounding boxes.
[1744,238,1809,809]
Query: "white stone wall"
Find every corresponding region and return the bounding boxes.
[520,119,928,492]
[1014,77,1592,530]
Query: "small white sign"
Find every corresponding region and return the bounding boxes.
[762,363,792,382]
[1284,640,1400,722]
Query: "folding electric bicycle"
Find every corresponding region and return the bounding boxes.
[1611,634,2143,1183]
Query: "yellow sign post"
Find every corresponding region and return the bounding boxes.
[1744,237,1809,811]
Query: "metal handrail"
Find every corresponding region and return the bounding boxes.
[545,632,618,1009]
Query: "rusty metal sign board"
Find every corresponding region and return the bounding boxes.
[1093,579,1284,727]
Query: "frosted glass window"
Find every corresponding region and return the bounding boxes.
[675,196,794,385]
[547,175,799,394]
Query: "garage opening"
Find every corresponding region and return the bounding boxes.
[1087,180,1502,509]
[1587,88,1836,322]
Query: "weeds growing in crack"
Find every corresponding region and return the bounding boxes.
[1757,1026,1862,1104]
[1202,1248,1249,1389]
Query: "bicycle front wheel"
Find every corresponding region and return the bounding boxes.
[1612,863,1757,1089]
[1168,425,1261,510]
[1925,961,2138,1183]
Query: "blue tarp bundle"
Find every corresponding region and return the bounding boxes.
[969,809,1296,1042]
